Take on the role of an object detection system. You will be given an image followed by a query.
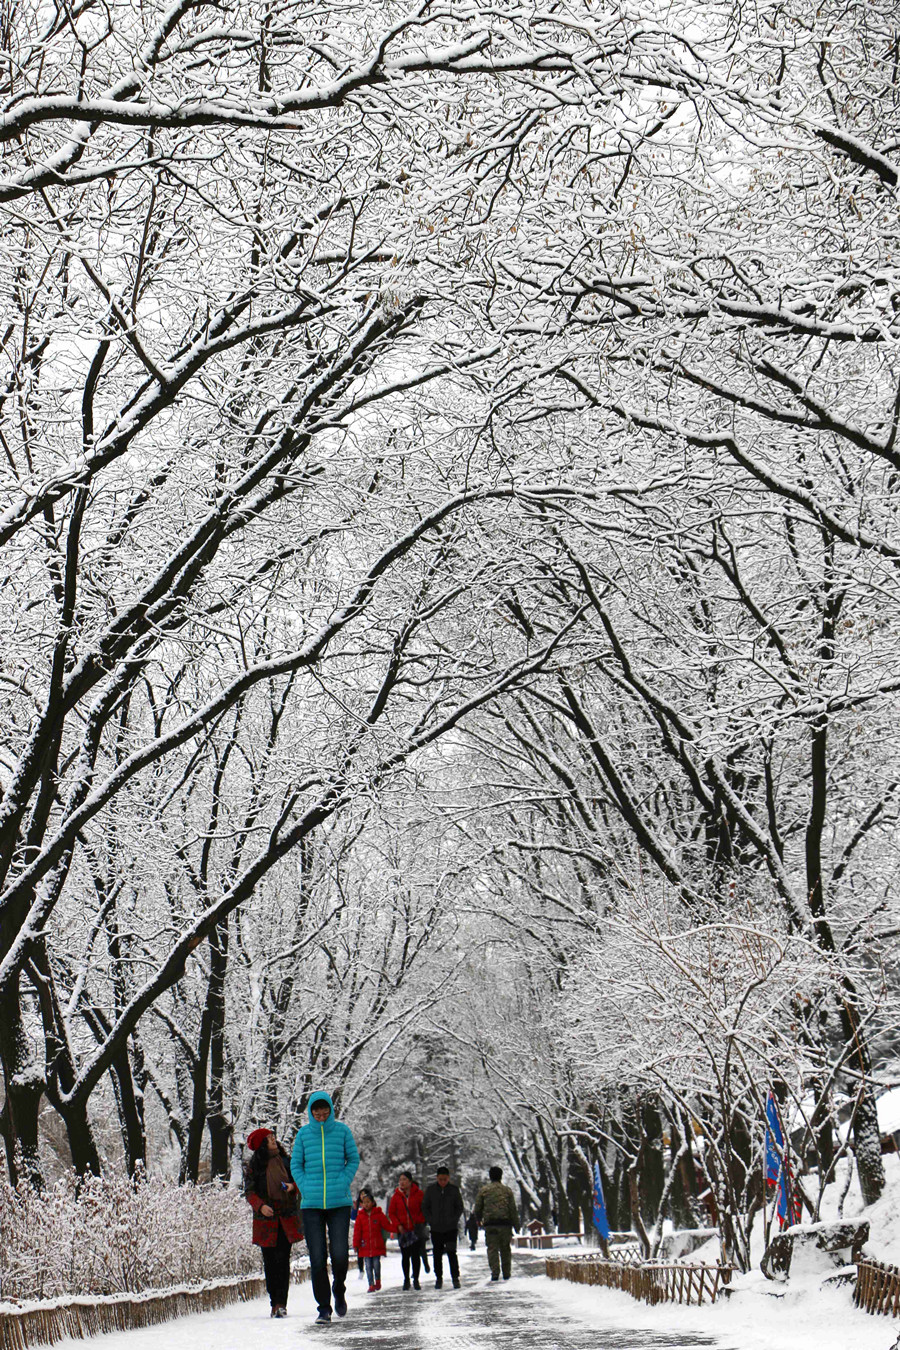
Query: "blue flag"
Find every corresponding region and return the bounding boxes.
[764,1091,783,1187]
[592,1160,610,1240]
[765,1090,799,1228]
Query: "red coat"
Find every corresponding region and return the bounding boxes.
[353,1205,395,1257]
[388,1183,425,1233]
[245,1154,303,1248]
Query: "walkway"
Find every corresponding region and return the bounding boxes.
[334,1250,721,1350]
[54,1249,723,1350]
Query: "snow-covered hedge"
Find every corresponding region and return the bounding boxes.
[0,1172,258,1301]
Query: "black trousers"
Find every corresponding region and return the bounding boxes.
[261,1224,292,1308]
[431,1230,459,1282]
[401,1244,421,1284]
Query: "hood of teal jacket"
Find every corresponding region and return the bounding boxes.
[307,1090,336,1126]
[290,1090,360,1209]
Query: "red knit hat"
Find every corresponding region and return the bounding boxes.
[246,1128,271,1152]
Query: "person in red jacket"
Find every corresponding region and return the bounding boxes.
[352,1187,395,1291]
[388,1172,426,1290]
[244,1128,303,1317]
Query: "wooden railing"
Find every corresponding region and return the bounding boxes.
[0,1269,310,1350]
[513,1232,587,1250]
[545,1254,733,1307]
[855,1258,900,1317]
[545,1245,644,1265]
[604,1243,645,1264]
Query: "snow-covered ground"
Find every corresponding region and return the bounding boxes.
[35,1155,900,1350]
[532,1264,897,1350]
[48,1289,319,1350]
[538,1152,900,1350]
[38,1240,898,1350]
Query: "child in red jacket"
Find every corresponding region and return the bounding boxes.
[352,1188,396,1291]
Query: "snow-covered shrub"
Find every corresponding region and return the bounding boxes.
[0,1171,258,1301]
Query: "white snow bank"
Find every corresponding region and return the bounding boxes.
[877,1087,900,1139]
[46,1292,320,1350]
[512,1150,900,1350]
[836,1088,900,1145]
[526,1266,898,1350]
[857,1152,900,1264]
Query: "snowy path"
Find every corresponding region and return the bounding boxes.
[51,1249,722,1350]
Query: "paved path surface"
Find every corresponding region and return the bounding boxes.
[55,1249,725,1350]
[311,1249,721,1349]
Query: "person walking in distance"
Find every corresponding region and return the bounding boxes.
[244,1128,303,1318]
[473,1166,520,1282]
[290,1091,360,1325]
[465,1209,479,1251]
[388,1171,426,1290]
[422,1167,464,1290]
[352,1188,395,1292]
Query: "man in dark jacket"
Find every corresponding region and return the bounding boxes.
[473,1165,519,1281]
[422,1167,464,1289]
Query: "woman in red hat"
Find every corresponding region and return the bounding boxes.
[244,1129,303,1317]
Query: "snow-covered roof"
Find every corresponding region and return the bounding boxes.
[876,1086,900,1137]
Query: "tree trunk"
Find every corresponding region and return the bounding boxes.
[853,1084,885,1208]
[803,572,884,1206]
[638,1098,665,1229]
[183,918,231,1183]
[207,918,232,1182]
[0,978,45,1187]
[627,1162,651,1256]
[27,944,102,1180]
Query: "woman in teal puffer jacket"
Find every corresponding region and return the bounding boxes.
[290,1091,360,1324]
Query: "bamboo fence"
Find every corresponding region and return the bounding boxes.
[0,1267,310,1350]
[603,1244,645,1264]
[546,1254,733,1307]
[855,1258,900,1317]
[547,1245,644,1265]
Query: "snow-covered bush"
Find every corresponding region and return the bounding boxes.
[0,1172,258,1301]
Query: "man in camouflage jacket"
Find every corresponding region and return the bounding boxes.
[473,1166,520,1280]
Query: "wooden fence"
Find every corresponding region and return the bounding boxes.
[513,1232,588,1250]
[603,1243,645,1264]
[545,1245,643,1266]
[0,1268,309,1350]
[855,1258,900,1318]
[545,1254,733,1307]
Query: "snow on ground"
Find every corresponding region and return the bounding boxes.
[42,1157,900,1350]
[61,1292,305,1350]
[856,1154,900,1264]
[45,1269,364,1350]
[527,1265,899,1350]
[527,1153,900,1350]
[41,1244,900,1350]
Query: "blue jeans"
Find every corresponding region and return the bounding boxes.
[364,1255,381,1285]
[303,1207,351,1316]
